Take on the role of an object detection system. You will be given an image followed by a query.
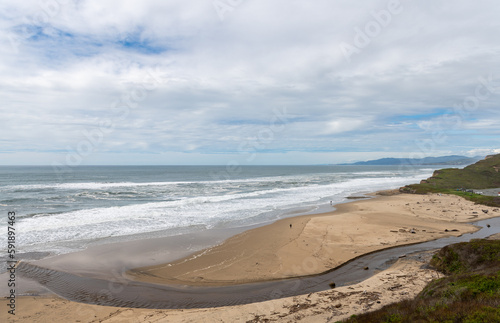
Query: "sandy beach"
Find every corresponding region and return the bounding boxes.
[3,192,500,322]
[129,192,499,286]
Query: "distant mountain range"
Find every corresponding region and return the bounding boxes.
[339,155,484,166]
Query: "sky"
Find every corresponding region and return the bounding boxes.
[1,0,500,166]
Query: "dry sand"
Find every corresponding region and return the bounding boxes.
[2,192,500,322]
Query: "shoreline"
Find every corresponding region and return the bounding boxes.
[3,193,372,284]
[128,191,499,287]
[0,190,374,291]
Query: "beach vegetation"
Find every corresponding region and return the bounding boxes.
[341,239,500,323]
[400,154,500,207]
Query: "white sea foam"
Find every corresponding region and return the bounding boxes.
[4,181,185,191]
[2,168,422,192]
[14,170,430,252]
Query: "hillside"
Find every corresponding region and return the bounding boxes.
[343,239,500,322]
[401,154,500,207]
[339,155,482,166]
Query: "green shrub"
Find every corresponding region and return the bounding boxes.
[341,240,500,323]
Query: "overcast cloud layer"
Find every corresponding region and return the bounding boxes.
[1,0,500,165]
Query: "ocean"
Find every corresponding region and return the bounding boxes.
[0,165,436,261]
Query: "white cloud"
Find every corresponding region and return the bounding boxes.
[464,148,500,157]
[324,118,369,135]
[1,0,500,164]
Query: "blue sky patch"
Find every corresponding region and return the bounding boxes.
[396,109,450,121]
[117,30,166,54]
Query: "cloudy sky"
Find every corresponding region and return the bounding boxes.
[1,0,500,165]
